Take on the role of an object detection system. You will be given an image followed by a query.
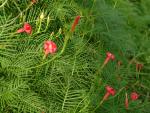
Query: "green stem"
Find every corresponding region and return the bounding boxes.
[93,98,105,112]
[0,0,8,8]
[44,16,50,32]
[37,20,42,33]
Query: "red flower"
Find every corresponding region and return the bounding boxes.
[44,40,57,56]
[103,52,115,66]
[103,86,116,100]
[24,23,32,34]
[130,92,139,101]
[17,22,32,34]
[71,16,80,32]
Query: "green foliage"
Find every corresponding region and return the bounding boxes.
[0,0,149,113]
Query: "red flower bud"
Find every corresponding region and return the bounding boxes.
[130,92,139,101]
[31,0,36,4]
[44,40,57,56]
[125,93,129,109]
[71,16,80,32]
[136,63,143,72]
[117,61,122,67]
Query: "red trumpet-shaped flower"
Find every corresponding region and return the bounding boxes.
[125,93,129,109]
[102,52,115,68]
[44,40,57,56]
[17,22,32,34]
[95,86,116,111]
[131,92,139,101]
[71,16,80,32]
[136,63,143,72]
[103,86,116,101]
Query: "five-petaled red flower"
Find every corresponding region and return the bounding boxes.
[44,40,57,56]
[17,22,32,34]
[131,92,139,101]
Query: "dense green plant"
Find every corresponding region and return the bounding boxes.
[0,0,149,113]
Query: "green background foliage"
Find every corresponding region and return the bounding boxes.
[0,0,150,113]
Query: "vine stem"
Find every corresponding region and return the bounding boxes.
[92,98,105,112]
[0,0,8,8]
[113,0,118,8]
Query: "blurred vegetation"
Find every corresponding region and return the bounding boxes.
[0,0,149,113]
